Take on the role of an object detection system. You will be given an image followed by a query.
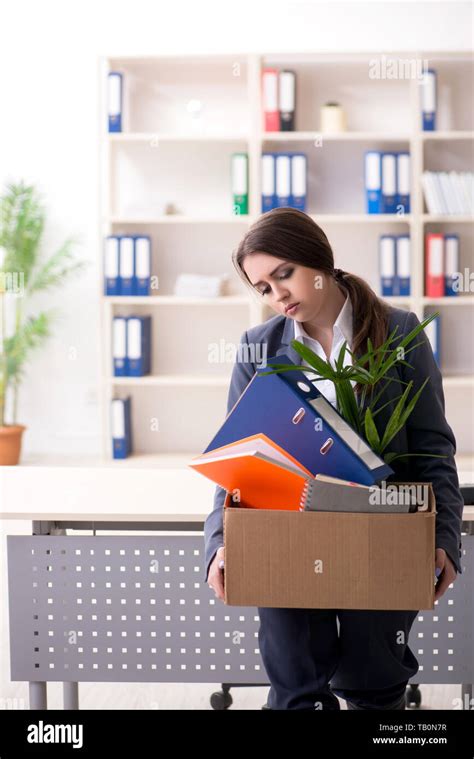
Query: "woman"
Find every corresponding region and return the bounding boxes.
[204,208,463,710]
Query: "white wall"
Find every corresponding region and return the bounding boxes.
[0,0,472,455]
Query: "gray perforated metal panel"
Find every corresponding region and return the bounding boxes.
[410,540,473,684]
[7,534,473,686]
[7,536,267,683]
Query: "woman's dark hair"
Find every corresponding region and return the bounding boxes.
[232,208,391,378]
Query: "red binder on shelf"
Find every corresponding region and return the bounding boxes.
[262,68,279,132]
[425,233,445,297]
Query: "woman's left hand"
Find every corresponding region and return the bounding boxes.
[434,548,457,602]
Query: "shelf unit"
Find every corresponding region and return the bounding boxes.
[99,51,474,460]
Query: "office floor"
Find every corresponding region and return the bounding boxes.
[0,680,465,710]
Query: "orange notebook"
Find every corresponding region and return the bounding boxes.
[189,433,313,511]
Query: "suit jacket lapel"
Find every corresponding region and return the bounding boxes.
[275,316,305,366]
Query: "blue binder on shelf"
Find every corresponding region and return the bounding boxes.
[379,235,396,296]
[421,69,436,131]
[396,152,411,214]
[119,237,135,296]
[204,354,393,486]
[290,153,307,211]
[111,397,132,459]
[112,316,128,376]
[381,153,397,214]
[108,72,123,133]
[425,314,441,366]
[261,153,276,212]
[364,151,382,214]
[444,234,459,296]
[275,154,291,207]
[396,235,411,296]
[127,316,152,376]
[133,236,151,296]
[104,236,120,295]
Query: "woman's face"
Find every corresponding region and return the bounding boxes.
[242,252,332,322]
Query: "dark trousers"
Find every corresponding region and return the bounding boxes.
[258,607,419,710]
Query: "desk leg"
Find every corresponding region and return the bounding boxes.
[461,683,473,710]
[29,681,47,710]
[63,682,79,710]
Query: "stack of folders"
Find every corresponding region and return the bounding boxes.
[379,235,411,296]
[190,354,395,506]
[425,233,460,296]
[365,151,410,214]
[107,72,123,132]
[113,316,152,377]
[421,172,473,216]
[231,153,248,215]
[190,434,424,513]
[104,236,152,296]
[261,153,307,212]
[111,397,132,459]
[261,68,296,131]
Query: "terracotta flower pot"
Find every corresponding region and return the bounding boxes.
[0,425,26,465]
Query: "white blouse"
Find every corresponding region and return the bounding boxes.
[293,295,356,408]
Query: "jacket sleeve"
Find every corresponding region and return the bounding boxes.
[401,311,464,574]
[203,330,256,582]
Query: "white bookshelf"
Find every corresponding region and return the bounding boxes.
[99,51,474,461]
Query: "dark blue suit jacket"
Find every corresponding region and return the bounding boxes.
[203,306,464,581]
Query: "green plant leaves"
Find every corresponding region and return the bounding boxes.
[0,181,87,425]
[258,311,439,466]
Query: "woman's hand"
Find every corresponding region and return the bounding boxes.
[208,546,225,601]
[434,548,457,602]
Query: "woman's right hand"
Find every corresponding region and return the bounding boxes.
[208,546,225,601]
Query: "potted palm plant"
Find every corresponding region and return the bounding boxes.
[259,312,444,466]
[0,181,86,465]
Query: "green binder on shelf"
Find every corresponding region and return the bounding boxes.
[231,152,248,215]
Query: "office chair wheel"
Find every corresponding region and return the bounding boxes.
[210,689,233,710]
[405,684,422,708]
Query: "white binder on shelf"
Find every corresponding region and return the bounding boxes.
[107,72,123,133]
[381,153,397,214]
[379,235,396,296]
[290,153,307,211]
[279,70,296,131]
[424,315,441,366]
[396,152,410,214]
[119,237,135,296]
[396,235,411,296]
[104,236,120,295]
[421,69,436,131]
[112,316,128,377]
[261,153,276,212]
[444,235,459,296]
[275,154,291,207]
[133,236,151,296]
[127,316,152,377]
[365,151,382,213]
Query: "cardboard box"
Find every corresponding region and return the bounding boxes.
[223,483,436,611]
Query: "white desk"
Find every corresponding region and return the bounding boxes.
[1,454,473,523]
